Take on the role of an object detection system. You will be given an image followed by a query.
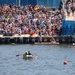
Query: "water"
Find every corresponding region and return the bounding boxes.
[0,44,75,75]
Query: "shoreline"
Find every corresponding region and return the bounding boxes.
[0,34,75,44]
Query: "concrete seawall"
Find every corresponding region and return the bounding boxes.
[0,34,75,44]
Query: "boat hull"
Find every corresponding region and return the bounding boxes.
[23,54,33,60]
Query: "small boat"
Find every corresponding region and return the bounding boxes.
[23,54,33,60]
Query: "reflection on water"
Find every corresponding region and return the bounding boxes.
[0,44,75,75]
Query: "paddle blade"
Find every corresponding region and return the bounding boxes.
[16,54,20,57]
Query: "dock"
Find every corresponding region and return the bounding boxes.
[0,34,75,44]
[35,42,59,45]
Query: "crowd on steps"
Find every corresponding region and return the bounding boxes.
[0,0,75,37]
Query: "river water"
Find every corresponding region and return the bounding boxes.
[0,44,75,75]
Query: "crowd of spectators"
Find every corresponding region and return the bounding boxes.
[65,0,75,16]
[0,0,74,37]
